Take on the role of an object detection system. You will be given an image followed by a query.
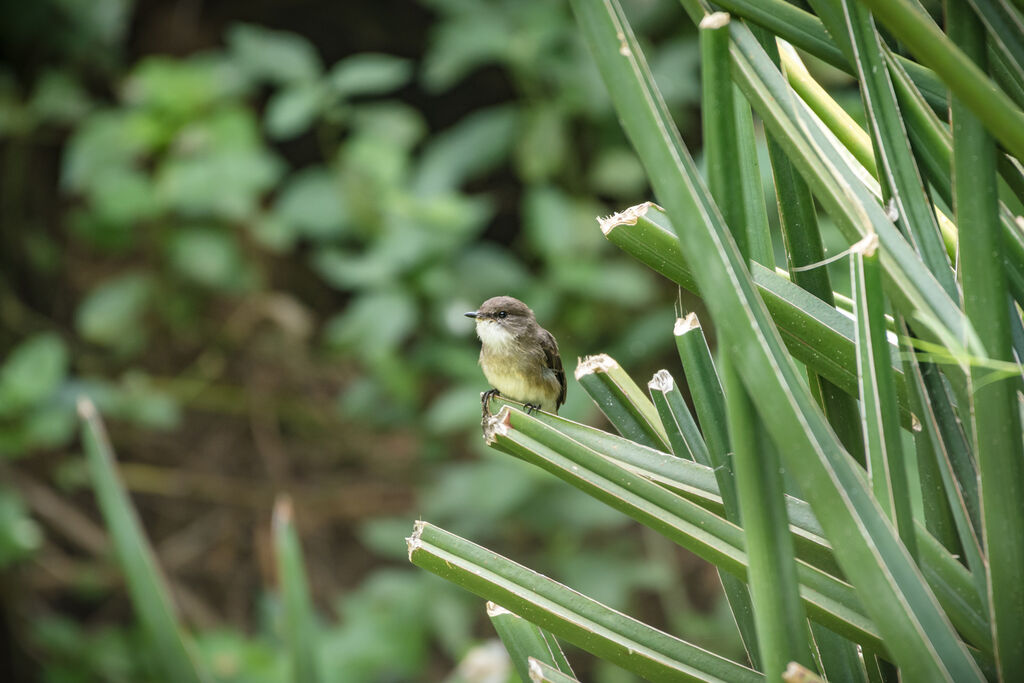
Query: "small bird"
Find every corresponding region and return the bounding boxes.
[465,296,566,415]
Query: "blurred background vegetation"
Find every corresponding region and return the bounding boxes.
[0,0,859,680]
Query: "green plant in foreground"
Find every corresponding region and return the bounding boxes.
[407,0,1024,681]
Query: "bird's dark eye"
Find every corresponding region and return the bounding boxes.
[497,311,507,319]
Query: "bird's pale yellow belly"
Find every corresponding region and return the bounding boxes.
[480,355,560,412]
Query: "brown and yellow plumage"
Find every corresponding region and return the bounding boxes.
[466,296,565,414]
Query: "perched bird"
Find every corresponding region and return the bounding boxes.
[465,296,566,415]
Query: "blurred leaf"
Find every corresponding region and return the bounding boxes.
[123,55,248,117]
[75,272,153,352]
[312,248,385,291]
[426,579,479,661]
[556,547,669,611]
[79,403,209,683]
[182,104,266,150]
[0,409,72,457]
[336,376,410,427]
[554,261,655,305]
[340,133,410,196]
[522,483,632,537]
[271,498,322,683]
[322,291,418,359]
[413,106,518,194]
[274,167,348,240]
[424,384,485,434]
[0,488,42,566]
[450,244,530,296]
[158,121,284,221]
[515,104,568,183]
[522,185,604,261]
[399,193,493,238]
[29,69,93,124]
[356,517,417,561]
[0,333,68,416]
[264,82,323,139]
[649,36,701,106]
[328,54,413,98]
[422,459,540,537]
[51,0,133,51]
[314,206,483,288]
[421,11,510,92]
[588,146,647,198]
[348,102,427,150]
[85,167,161,229]
[227,23,322,84]
[167,228,252,291]
[193,631,284,683]
[607,306,675,365]
[18,403,77,453]
[67,375,181,431]
[549,43,612,116]
[320,570,430,683]
[247,212,295,253]
[413,339,481,382]
[31,617,146,683]
[62,110,162,192]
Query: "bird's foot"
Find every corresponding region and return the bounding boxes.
[481,389,501,416]
[523,403,541,415]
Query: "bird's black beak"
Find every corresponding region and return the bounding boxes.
[464,311,479,319]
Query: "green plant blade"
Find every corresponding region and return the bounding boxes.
[702,11,750,260]
[407,520,763,683]
[723,357,817,678]
[486,405,884,652]
[78,399,208,683]
[571,1,984,678]
[700,37,816,666]
[808,624,868,683]
[685,0,949,110]
[527,658,582,683]
[272,495,322,683]
[648,369,762,668]
[841,0,956,300]
[575,353,670,451]
[701,12,774,267]
[603,205,914,428]
[851,242,918,558]
[487,396,991,653]
[764,45,867,464]
[780,44,876,177]
[966,0,1024,108]
[490,395,839,579]
[873,47,1024,304]
[901,340,986,588]
[488,602,576,681]
[950,5,1024,678]
[726,23,976,352]
[648,370,711,467]
[858,0,1024,160]
[672,315,733,480]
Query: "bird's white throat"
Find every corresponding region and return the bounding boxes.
[476,320,517,353]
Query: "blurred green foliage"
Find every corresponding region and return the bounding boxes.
[0,0,729,679]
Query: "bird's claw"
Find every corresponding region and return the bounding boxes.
[523,403,540,415]
[481,389,501,416]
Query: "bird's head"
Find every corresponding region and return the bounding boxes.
[465,296,535,347]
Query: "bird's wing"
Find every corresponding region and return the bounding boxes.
[542,329,567,409]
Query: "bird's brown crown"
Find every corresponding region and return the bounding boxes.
[475,296,535,321]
